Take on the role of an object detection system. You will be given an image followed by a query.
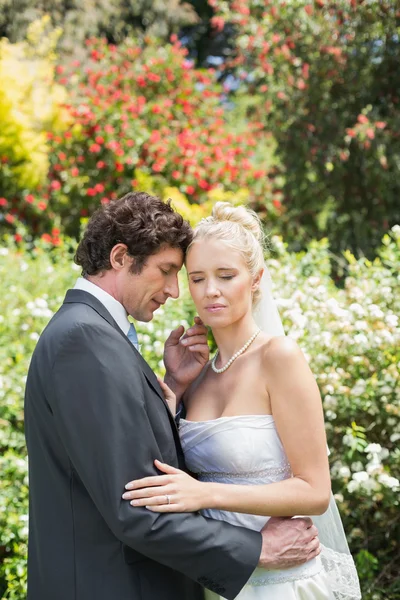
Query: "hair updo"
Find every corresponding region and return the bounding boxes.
[189,202,265,305]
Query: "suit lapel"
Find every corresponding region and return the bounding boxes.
[63,290,177,428]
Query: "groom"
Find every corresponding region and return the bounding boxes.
[25,191,320,600]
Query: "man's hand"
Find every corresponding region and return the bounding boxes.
[163,317,209,400]
[259,517,320,570]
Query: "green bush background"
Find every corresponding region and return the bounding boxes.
[1,227,399,599]
[1,1,400,598]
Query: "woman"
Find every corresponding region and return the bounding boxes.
[123,203,361,600]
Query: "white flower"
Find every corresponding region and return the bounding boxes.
[353,471,369,483]
[378,473,400,490]
[365,443,382,455]
[0,248,9,256]
[354,333,368,345]
[349,303,365,317]
[351,461,364,472]
[30,332,40,341]
[369,304,384,319]
[386,314,399,328]
[347,480,359,494]
[339,466,351,478]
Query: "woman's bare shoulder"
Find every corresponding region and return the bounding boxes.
[260,335,303,369]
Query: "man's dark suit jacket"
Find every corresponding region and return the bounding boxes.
[24,289,261,600]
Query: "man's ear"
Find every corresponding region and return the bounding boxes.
[251,268,264,293]
[110,244,131,271]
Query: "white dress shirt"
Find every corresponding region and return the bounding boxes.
[74,277,131,336]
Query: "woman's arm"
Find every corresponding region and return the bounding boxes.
[124,337,331,516]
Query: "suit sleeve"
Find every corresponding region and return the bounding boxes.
[50,323,261,600]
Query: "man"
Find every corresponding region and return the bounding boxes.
[25,191,320,600]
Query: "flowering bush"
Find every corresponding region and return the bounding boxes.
[0,224,399,598]
[210,0,400,257]
[0,34,275,239]
[0,17,69,234]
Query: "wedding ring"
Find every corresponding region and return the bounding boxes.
[165,495,171,505]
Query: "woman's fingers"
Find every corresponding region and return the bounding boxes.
[154,459,180,474]
[124,475,167,491]
[123,485,170,501]
[130,494,173,507]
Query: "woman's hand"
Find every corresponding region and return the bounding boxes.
[157,378,177,415]
[122,459,209,512]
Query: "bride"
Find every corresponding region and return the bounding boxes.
[123,203,361,600]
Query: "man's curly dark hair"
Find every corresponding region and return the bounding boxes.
[74,192,193,276]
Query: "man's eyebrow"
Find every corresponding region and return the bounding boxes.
[161,262,181,270]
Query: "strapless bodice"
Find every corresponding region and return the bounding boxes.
[179,414,323,586]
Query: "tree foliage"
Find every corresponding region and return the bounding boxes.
[211,0,400,256]
[0,0,199,50]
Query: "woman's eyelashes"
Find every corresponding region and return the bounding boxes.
[191,275,235,284]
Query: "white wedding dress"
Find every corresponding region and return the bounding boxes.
[179,414,361,600]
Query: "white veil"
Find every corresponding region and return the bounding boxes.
[252,263,361,600]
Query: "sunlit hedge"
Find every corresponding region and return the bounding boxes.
[0,225,399,599]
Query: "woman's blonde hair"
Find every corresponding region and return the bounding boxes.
[189,202,265,305]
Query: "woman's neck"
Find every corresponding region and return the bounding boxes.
[212,317,259,364]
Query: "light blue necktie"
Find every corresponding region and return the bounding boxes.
[127,323,140,351]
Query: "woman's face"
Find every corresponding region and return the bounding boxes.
[186,239,257,328]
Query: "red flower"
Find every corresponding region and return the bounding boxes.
[89,143,101,153]
[38,201,47,211]
[357,114,369,124]
[0,197,8,206]
[95,136,105,144]
[26,194,35,203]
[5,214,14,223]
[14,233,23,243]
[96,161,105,169]
[71,167,79,177]
[172,170,181,179]
[101,197,110,205]
[87,188,97,197]
[186,185,195,194]
[50,180,61,191]
[41,234,52,243]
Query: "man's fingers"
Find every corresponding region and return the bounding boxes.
[165,326,185,344]
[305,525,319,542]
[302,517,314,529]
[184,324,208,338]
[181,335,207,347]
[188,344,210,356]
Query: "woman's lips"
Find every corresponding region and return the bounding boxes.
[205,305,226,313]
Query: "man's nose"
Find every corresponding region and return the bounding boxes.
[165,276,179,300]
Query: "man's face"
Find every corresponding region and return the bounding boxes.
[117,245,184,321]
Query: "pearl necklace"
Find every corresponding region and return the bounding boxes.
[211,329,261,374]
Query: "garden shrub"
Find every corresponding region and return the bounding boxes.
[1,224,399,598]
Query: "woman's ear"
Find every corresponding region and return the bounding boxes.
[251,268,264,293]
[110,243,130,271]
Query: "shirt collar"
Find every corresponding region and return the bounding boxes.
[73,277,132,336]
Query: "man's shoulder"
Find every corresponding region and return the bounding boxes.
[38,295,118,354]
